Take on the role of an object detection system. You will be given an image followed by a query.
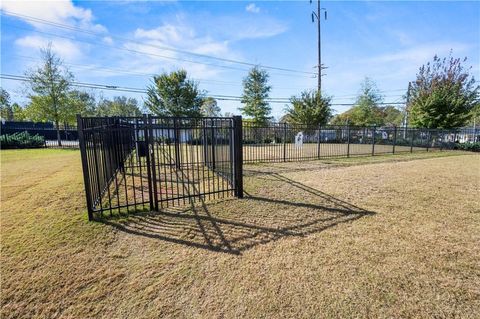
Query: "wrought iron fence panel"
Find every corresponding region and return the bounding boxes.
[78,115,243,220]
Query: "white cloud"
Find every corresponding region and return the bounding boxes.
[102,36,114,45]
[0,0,106,32]
[125,19,241,79]
[372,42,470,66]
[15,35,84,61]
[134,24,191,44]
[210,15,288,40]
[134,24,231,57]
[246,3,260,14]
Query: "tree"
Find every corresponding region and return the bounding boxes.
[467,103,480,127]
[331,105,403,127]
[28,90,97,126]
[381,105,403,126]
[12,103,27,121]
[0,88,14,121]
[330,111,351,125]
[201,97,221,117]
[284,90,332,126]
[145,70,203,117]
[25,45,73,146]
[408,54,479,129]
[240,66,272,125]
[352,78,385,125]
[68,90,97,121]
[96,96,142,117]
[331,78,385,126]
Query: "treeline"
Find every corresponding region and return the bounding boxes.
[0,89,143,124]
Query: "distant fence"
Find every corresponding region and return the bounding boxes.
[242,123,479,163]
[1,121,78,148]
[1,120,478,155]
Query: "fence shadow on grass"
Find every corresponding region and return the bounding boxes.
[102,171,375,255]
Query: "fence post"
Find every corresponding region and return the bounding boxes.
[174,118,181,169]
[393,125,397,154]
[202,120,208,166]
[426,129,430,152]
[410,128,414,153]
[440,129,444,151]
[317,124,321,158]
[283,122,287,162]
[346,123,350,158]
[143,114,155,211]
[210,123,216,171]
[233,116,243,198]
[371,125,376,156]
[77,114,94,221]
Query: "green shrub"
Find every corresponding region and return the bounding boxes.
[454,142,480,152]
[0,131,45,149]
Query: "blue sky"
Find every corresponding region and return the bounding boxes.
[1,0,479,118]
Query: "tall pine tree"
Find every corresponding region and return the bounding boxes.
[25,44,73,146]
[240,66,272,126]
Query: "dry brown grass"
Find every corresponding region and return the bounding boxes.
[1,149,479,318]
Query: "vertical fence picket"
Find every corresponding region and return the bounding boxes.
[372,125,376,156]
[410,129,414,153]
[426,129,430,152]
[346,124,351,158]
[393,125,397,154]
[317,125,321,158]
[283,122,287,162]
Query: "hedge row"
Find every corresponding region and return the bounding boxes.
[0,132,45,149]
[454,142,480,152]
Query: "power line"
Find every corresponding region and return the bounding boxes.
[4,24,256,74]
[0,74,289,100]
[6,55,407,98]
[1,73,406,106]
[7,54,318,90]
[6,23,315,79]
[2,10,317,76]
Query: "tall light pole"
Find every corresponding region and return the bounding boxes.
[311,0,327,93]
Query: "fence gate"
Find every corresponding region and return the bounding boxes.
[77,115,243,220]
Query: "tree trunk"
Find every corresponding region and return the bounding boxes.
[55,120,62,146]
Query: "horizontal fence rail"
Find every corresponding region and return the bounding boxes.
[242,123,479,163]
[77,115,243,220]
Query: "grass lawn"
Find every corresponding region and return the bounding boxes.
[1,149,479,318]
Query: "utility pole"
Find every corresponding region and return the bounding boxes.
[404,81,412,138]
[311,0,327,93]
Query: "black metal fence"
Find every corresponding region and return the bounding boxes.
[77,115,477,218]
[242,123,479,163]
[77,115,243,220]
[1,121,79,148]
